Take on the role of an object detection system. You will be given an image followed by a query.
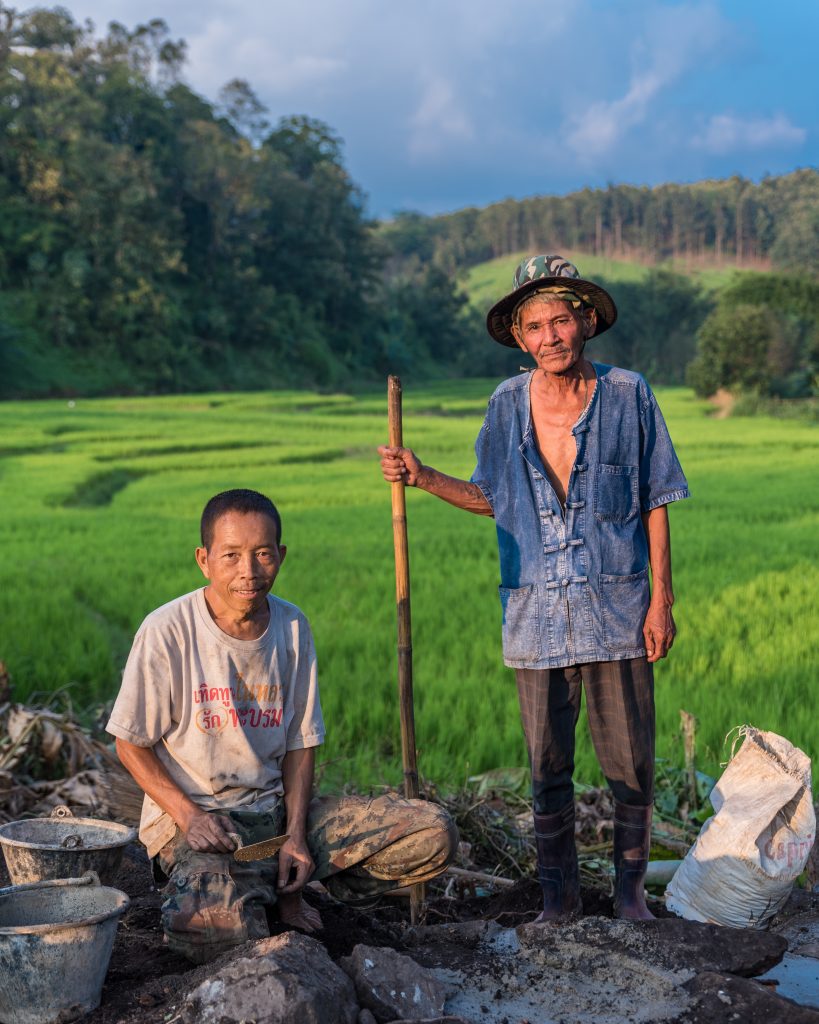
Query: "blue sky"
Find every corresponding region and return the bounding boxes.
[69,0,818,218]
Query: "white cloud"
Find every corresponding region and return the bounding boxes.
[408,75,475,160]
[566,69,666,158]
[186,14,348,98]
[564,2,731,160]
[61,0,819,213]
[694,113,806,153]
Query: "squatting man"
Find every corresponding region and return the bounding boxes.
[380,255,689,921]
[108,488,457,963]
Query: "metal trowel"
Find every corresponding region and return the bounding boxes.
[232,833,289,862]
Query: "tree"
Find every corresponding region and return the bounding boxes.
[686,272,819,397]
[218,78,269,145]
[687,304,777,396]
[771,199,819,276]
[595,270,711,384]
[0,10,387,394]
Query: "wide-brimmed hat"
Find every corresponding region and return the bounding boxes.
[486,254,617,348]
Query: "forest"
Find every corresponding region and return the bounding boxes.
[1,6,817,401]
[381,169,819,274]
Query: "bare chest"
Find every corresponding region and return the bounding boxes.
[530,388,589,505]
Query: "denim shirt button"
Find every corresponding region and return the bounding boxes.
[561,579,569,587]
[559,542,567,550]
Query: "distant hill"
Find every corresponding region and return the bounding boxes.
[381,170,819,283]
[462,250,748,312]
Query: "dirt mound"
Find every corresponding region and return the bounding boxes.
[0,697,815,1023]
[51,844,814,1024]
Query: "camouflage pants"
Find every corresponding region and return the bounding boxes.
[156,793,457,963]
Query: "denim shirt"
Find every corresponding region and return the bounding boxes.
[471,364,690,669]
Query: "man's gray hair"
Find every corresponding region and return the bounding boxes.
[512,287,596,330]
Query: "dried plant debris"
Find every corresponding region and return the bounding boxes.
[434,771,705,902]
[0,698,142,826]
[0,697,790,901]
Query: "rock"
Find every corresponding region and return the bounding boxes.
[340,944,451,1023]
[383,1019,469,1023]
[681,971,819,1023]
[383,1019,469,1024]
[181,932,359,1024]
[517,914,787,978]
[358,1011,378,1024]
[774,909,819,958]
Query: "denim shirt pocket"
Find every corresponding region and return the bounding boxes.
[599,567,649,653]
[498,583,542,663]
[594,464,639,523]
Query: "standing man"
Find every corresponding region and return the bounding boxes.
[379,255,689,921]
[108,488,456,963]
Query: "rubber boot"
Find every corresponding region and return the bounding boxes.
[533,802,581,922]
[613,801,655,920]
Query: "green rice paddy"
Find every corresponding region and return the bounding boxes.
[0,383,815,791]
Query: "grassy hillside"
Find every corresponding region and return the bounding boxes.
[463,250,750,311]
[0,383,816,792]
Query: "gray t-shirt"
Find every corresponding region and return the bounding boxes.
[107,588,325,856]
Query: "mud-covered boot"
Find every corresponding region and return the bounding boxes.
[613,801,654,920]
[533,802,581,922]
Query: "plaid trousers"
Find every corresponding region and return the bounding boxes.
[515,658,655,814]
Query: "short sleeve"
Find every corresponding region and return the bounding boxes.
[469,416,495,510]
[106,626,174,747]
[638,387,691,512]
[285,615,325,751]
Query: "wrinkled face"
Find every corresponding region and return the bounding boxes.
[195,511,286,618]
[511,298,596,374]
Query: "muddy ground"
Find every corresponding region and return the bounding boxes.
[12,843,813,1024]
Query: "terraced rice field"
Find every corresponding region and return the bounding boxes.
[0,382,815,790]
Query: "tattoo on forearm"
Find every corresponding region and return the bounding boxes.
[420,469,493,516]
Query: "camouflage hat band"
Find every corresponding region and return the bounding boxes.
[512,286,594,321]
[486,254,617,348]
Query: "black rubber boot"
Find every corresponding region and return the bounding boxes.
[613,801,655,920]
[533,802,581,922]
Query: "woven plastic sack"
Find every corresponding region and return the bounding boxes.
[665,727,815,928]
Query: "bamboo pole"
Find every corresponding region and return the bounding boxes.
[387,375,424,924]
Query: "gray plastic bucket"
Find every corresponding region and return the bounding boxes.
[0,874,129,1024]
[0,806,136,886]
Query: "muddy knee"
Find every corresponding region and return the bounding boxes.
[368,801,459,883]
[408,803,459,875]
